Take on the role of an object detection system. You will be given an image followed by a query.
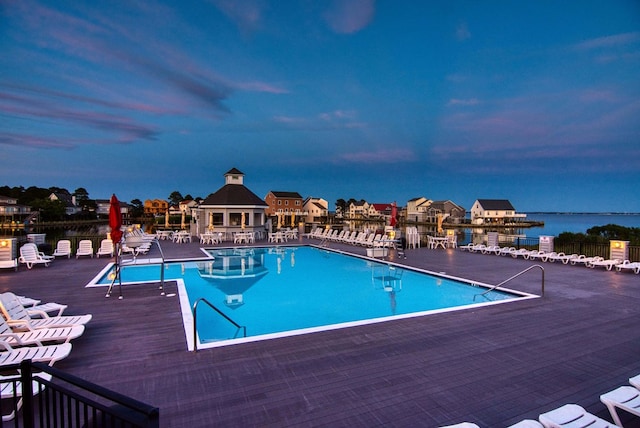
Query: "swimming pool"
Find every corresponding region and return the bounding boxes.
[89,246,533,349]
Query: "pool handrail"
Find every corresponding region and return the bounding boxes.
[476,264,545,299]
[192,297,247,352]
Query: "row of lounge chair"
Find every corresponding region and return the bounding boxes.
[459,244,640,274]
[442,372,640,427]
[0,291,91,421]
[306,228,397,248]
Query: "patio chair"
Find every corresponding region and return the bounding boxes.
[615,260,640,274]
[96,239,114,258]
[0,315,84,347]
[52,239,72,258]
[0,340,72,367]
[570,255,604,267]
[538,403,618,428]
[600,385,640,427]
[588,258,622,271]
[507,421,544,428]
[544,252,578,264]
[18,243,52,269]
[15,295,67,317]
[76,240,94,259]
[0,292,91,331]
[1,373,52,421]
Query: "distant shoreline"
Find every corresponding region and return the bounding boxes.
[524,212,640,215]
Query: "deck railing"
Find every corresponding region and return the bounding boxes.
[0,360,159,427]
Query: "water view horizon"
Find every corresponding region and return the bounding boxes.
[523,212,640,239]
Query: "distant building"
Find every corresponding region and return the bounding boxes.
[428,200,466,224]
[406,197,433,222]
[49,191,81,216]
[0,195,32,223]
[470,199,526,225]
[349,201,373,218]
[95,199,130,221]
[144,199,168,215]
[197,168,268,236]
[302,197,328,224]
[179,200,198,216]
[264,191,304,216]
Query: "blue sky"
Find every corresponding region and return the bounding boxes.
[1,0,639,212]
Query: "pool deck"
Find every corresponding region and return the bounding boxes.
[1,237,639,427]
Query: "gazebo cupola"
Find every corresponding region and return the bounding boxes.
[224,168,245,185]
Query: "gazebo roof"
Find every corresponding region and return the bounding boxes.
[201,184,267,207]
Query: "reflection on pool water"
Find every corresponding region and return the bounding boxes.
[92,246,532,349]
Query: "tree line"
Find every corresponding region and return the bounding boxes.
[0,185,200,222]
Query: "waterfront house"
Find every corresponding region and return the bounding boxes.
[144,199,168,216]
[302,197,328,225]
[406,197,433,222]
[196,168,268,237]
[0,195,32,224]
[264,191,304,216]
[49,191,81,216]
[428,200,466,224]
[349,201,373,219]
[470,199,526,225]
[95,199,130,221]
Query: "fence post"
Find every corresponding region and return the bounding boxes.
[21,359,34,428]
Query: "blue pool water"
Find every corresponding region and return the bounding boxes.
[93,246,526,348]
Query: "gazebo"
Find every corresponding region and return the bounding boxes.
[196,168,268,240]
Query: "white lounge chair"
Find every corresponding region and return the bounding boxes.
[630,374,640,389]
[52,239,72,258]
[0,340,72,367]
[615,260,640,274]
[510,248,530,259]
[481,245,501,255]
[439,423,480,428]
[507,420,544,428]
[76,240,94,259]
[497,247,516,256]
[0,292,91,331]
[544,252,578,264]
[588,258,622,271]
[96,239,114,258]
[600,385,640,427]
[538,403,618,428]
[18,243,52,269]
[17,295,67,317]
[570,255,604,267]
[526,250,547,261]
[0,315,84,347]
[1,372,52,421]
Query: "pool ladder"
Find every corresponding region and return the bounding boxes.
[192,298,247,352]
[474,264,545,300]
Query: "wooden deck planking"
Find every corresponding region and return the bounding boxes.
[0,237,639,427]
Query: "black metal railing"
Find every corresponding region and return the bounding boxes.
[0,360,159,428]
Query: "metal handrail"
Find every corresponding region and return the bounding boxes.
[476,264,545,298]
[155,238,166,295]
[192,298,246,352]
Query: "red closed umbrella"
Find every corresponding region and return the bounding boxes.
[109,194,123,243]
[390,202,397,227]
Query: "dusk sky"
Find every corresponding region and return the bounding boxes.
[2,1,639,212]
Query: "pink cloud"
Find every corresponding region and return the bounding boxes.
[210,0,265,34]
[323,0,375,34]
[575,31,640,50]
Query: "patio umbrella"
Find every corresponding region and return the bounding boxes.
[106,194,123,299]
[241,212,246,229]
[180,210,186,230]
[165,210,169,228]
[208,212,214,231]
[277,213,282,229]
[390,202,397,227]
[291,212,295,228]
[437,213,444,235]
[109,194,123,244]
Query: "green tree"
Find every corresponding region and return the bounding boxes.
[168,191,183,206]
[30,198,66,221]
[129,199,144,218]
